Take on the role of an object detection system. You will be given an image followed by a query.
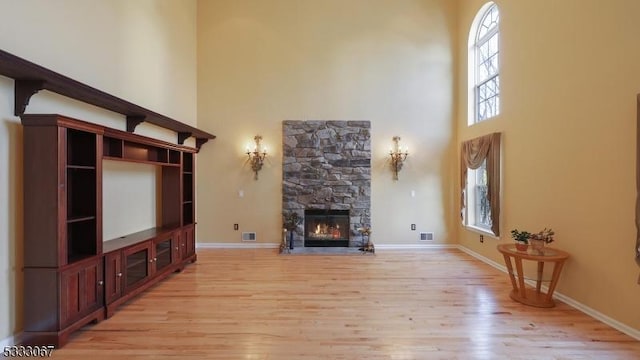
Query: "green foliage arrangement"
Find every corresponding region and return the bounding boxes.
[510,228,555,244]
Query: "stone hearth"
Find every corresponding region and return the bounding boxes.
[282,120,371,248]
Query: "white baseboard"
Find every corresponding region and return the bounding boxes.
[0,332,20,347]
[196,242,458,250]
[375,243,459,250]
[458,245,640,341]
[457,245,508,272]
[550,290,640,341]
[197,242,279,249]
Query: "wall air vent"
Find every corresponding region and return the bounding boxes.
[242,232,257,241]
[420,232,434,241]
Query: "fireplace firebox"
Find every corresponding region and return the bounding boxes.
[304,209,349,247]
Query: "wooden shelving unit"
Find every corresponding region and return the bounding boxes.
[7,48,213,349]
[22,114,203,347]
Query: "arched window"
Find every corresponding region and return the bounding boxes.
[468,2,500,125]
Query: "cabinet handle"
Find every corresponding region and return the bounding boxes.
[149,259,154,263]
[175,247,179,250]
[98,280,104,286]
[117,272,122,277]
[154,257,157,261]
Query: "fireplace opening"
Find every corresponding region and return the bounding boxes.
[304,209,350,247]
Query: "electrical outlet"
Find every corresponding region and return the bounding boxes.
[234,224,239,231]
[411,224,416,231]
[480,234,484,243]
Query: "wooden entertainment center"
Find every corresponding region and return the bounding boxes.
[0,50,215,347]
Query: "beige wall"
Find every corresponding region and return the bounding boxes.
[456,0,640,331]
[196,0,458,246]
[0,0,197,341]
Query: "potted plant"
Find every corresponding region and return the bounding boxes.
[529,228,554,252]
[510,229,531,251]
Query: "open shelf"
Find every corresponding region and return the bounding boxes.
[183,173,193,202]
[67,215,96,224]
[67,165,96,170]
[183,203,194,225]
[182,152,194,226]
[103,136,123,158]
[169,150,180,165]
[67,168,97,220]
[67,128,96,167]
[183,153,193,173]
[67,218,97,264]
[124,141,167,163]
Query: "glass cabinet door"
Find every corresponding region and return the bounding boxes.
[124,245,150,289]
[154,237,173,272]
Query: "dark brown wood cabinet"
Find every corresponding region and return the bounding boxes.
[60,258,104,328]
[23,118,103,268]
[23,256,105,347]
[104,251,123,305]
[22,114,202,347]
[182,225,196,260]
[22,116,104,347]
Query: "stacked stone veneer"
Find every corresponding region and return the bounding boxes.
[283,121,371,247]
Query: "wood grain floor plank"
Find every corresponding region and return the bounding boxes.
[49,249,640,359]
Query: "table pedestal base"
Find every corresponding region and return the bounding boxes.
[509,288,555,308]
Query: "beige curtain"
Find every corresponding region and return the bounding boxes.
[460,132,501,236]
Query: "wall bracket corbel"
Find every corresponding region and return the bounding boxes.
[178,132,192,145]
[14,80,45,116]
[196,138,209,151]
[126,115,146,133]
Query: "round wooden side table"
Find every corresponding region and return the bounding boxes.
[497,244,570,308]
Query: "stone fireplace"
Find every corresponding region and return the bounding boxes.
[282,121,371,248]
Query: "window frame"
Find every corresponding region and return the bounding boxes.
[464,160,493,234]
[460,133,502,237]
[468,2,500,125]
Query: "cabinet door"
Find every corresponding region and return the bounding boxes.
[60,257,104,328]
[172,231,181,265]
[123,241,152,292]
[104,251,123,304]
[183,226,195,259]
[153,235,174,273]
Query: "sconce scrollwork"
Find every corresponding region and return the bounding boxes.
[246,135,267,180]
[389,136,408,180]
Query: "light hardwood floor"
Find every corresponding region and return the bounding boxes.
[51,249,639,359]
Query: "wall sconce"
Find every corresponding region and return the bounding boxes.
[389,136,408,180]
[246,135,267,180]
